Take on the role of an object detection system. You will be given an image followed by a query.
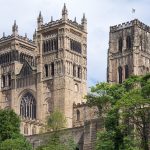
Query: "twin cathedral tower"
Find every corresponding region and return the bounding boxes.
[0,4,150,135]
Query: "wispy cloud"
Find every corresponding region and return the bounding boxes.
[0,0,149,87]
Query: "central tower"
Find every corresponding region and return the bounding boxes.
[107,19,150,84]
[36,4,87,127]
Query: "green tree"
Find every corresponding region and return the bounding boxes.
[96,131,115,150]
[0,109,20,142]
[46,109,67,131]
[86,75,150,150]
[117,89,150,150]
[37,110,76,150]
[0,136,32,150]
[0,109,32,150]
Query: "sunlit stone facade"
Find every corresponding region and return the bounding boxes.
[0,4,87,135]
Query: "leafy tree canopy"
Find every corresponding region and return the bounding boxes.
[86,74,150,150]
[0,109,20,142]
[46,109,67,131]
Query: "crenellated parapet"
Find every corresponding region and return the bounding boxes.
[73,102,87,108]
[0,34,35,46]
[37,4,87,32]
[110,19,150,33]
[39,18,84,32]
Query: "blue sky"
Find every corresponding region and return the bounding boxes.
[0,0,149,87]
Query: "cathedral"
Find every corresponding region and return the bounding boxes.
[0,4,87,135]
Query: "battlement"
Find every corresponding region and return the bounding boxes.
[40,18,83,31]
[73,102,87,108]
[0,34,35,46]
[110,19,150,33]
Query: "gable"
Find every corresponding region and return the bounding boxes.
[19,60,33,77]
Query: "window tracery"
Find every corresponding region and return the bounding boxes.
[20,92,36,119]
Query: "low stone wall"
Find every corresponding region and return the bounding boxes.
[26,126,84,149]
[26,118,102,150]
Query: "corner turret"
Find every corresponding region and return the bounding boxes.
[62,3,68,21]
[37,11,43,29]
[81,13,87,31]
[12,20,18,36]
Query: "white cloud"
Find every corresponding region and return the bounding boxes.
[0,0,150,87]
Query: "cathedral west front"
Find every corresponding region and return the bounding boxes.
[0,4,87,135]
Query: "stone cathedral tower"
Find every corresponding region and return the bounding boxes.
[36,4,87,127]
[107,19,150,83]
[0,4,87,135]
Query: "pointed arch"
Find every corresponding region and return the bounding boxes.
[24,124,28,135]
[77,109,80,121]
[118,37,123,52]
[32,126,36,135]
[20,92,36,119]
[118,66,123,83]
[45,64,48,77]
[125,65,129,79]
[126,35,132,49]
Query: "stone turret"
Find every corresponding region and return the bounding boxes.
[51,16,53,22]
[37,11,43,29]
[12,20,18,36]
[62,3,68,21]
[33,29,36,41]
[81,13,87,31]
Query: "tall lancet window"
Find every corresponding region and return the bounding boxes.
[45,64,48,77]
[20,92,36,119]
[125,65,129,79]
[118,37,123,52]
[118,66,123,84]
[77,109,80,121]
[126,36,132,49]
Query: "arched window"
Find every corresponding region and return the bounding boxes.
[46,41,49,51]
[77,109,80,121]
[45,64,48,77]
[126,36,131,49]
[20,92,36,119]
[51,62,54,76]
[8,74,11,87]
[24,124,28,135]
[73,64,76,77]
[45,99,53,113]
[48,40,51,51]
[32,126,36,135]
[125,65,129,79]
[77,66,81,78]
[118,37,123,52]
[118,66,122,84]
[51,40,54,50]
[43,42,46,52]
[2,75,5,88]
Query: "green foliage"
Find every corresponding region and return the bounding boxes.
[96,131,115,150]
[36,133,77,150]
[120,136,140,150]
[37,110,76,150]
[122,75,141,91]
[0,109,32,150]
[0,136,32,150]
[86,74,150,150]
[46,110,67,131]
[0,109,20,142]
